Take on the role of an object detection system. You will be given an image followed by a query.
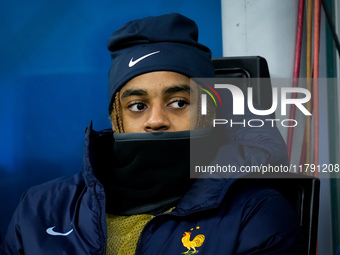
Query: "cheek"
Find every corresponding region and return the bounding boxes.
[121,109,139,133]
[122,115,143,133]
[172,111,193,131]
[188,98,198,130]
[190,106,198,129]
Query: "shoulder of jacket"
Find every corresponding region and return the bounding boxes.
[228,179,282,201]
[20,172,86,202]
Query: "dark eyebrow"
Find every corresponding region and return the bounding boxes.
[163,84,192,95]
[120,89,148,99]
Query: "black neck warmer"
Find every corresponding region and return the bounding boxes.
[94,131,201,215]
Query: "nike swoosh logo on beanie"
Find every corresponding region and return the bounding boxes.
[128,51,160,67]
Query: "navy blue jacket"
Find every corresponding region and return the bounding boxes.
[1,124,305,255]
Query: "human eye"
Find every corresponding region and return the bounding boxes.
[128,102,147,112]
[168,99,189,109]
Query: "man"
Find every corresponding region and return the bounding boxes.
[1,13,305,254]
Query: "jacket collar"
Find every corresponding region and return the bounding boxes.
[83,122,113,187]
[174,178,237,215]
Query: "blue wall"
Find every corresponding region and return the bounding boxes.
[0,1,222,237]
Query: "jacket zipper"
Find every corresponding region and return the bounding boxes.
[93,182,106,255]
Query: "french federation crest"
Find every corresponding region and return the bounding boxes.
[181,226,205,254]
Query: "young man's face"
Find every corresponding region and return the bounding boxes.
[117,71,198,133]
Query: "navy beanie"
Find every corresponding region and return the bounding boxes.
[107,13,215,113]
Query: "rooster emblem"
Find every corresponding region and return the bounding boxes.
[181,226,205,254]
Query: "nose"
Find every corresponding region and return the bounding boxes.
[144,106,170,132]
